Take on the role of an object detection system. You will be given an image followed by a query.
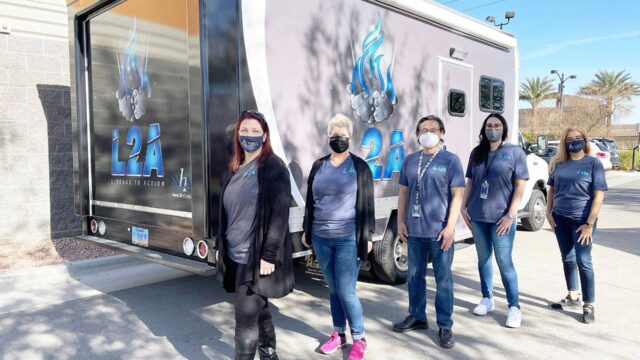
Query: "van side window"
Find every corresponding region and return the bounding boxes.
[448,89,466,116]
[480,76,505,113]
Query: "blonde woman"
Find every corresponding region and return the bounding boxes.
[302,114,375,360]
[546,127,607,324]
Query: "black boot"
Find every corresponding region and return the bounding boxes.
[235,338,258,360]
[258,317,279,360]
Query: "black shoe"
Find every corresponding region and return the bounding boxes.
[392,315,428,333]
[550,295,582,310]
[438,328,455,349]
[582,304,595,324]
[258,317,279,360]
[235,338,258,360]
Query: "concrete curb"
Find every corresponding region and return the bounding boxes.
[0,254,139,281]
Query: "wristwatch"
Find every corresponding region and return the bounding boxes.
[585,222,592,227]
[508,213,516,219]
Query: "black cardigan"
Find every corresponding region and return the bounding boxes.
[216,154,294,299]
[303,153,375,260]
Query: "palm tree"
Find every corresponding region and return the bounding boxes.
[578,70,640,126]
[519,76,556,130]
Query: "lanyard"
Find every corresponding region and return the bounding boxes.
[482,143,504,180]
[414,147,441,205]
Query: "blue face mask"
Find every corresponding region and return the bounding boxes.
[239,135,264,153]
[567,139,585,153]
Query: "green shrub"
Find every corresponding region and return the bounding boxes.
[521,131,537,143]
[619,150,640,171]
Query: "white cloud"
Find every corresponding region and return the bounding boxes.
[522,30,640,60]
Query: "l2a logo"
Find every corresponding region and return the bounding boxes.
[111,19,164,178]
[112,123,164,177]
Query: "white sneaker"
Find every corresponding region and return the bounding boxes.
[473,297,495,316]
[506,306,522,328]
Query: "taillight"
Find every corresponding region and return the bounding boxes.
[595,152,606,158]
[90,219,98,234]
[183,237,195,256]
[196,240,208,259]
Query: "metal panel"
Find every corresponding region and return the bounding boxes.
[86,216,206,261]
[202,0,241,236]
[188,0,208,237]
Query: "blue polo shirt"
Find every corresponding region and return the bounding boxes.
[548,155,608,220]
[465,144,529,223]
[399,149,465,238]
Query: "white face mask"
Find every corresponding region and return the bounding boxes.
[419,132,440,148]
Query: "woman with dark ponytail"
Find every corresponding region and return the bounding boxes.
[461,113,529,328]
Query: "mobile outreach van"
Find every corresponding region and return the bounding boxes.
[67,0,549,284]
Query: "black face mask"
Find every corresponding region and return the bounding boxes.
[329,136,350,153]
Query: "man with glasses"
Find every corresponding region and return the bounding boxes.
[391,115,465,349]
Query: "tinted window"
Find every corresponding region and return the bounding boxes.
[492,80,504,112]
[480,76,505,113]
[480,77,492,111]
[448,89,466,116]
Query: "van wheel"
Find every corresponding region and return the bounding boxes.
[521,189,546,231]
[372,218,408,284]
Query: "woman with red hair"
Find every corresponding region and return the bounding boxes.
[216,110,293,360]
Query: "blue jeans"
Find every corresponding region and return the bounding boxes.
[471,221,520,308]
[312,234,365,339]
[551,212,596,303]
[407,236,454,329]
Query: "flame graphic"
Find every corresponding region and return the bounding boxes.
[115,19,151,122]
[348,15,397,124]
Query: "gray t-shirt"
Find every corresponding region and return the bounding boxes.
[465,144,529,223]
[548,155,608,220]
[223,159,259,264]
[312,156,357,238]
[399,149,466,238]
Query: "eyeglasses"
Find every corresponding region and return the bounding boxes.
[485,125,503,130]
[240,110,265,121]
[418,129,441,135]
[565,137,584,143]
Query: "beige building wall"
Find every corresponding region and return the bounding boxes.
[0,0,80,243]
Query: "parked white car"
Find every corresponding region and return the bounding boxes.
[589,141,613,170]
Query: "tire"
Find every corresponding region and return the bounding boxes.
[372,217,408,284]
[521,189,546,231]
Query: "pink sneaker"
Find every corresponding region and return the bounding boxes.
[348,338,367,360]
[319,332,346,354]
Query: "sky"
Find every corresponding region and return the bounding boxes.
[435,0,640,125]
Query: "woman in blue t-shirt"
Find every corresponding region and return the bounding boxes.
[461,113,529,328]
[545,127,607,324]
[301,114,375,360]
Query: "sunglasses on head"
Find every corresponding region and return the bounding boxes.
[240,110,265,121]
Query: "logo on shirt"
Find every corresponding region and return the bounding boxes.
[432,164,447,173]
[496,153,513,160]
[342,165,356,174]
[576,169,590,177]
[245,169,257,177]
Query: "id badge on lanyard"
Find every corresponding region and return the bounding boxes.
[480,180,489,200]
[412,150,439,219]
[412,203,422,218]
[481,146,501,201]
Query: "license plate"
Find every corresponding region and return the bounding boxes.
[131,227,149,247]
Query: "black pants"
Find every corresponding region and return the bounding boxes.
[230,260,273,340]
